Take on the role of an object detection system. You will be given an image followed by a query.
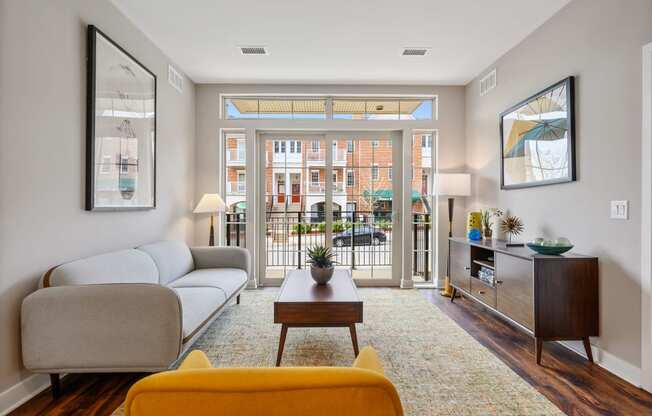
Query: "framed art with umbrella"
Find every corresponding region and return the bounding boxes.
[500,77,575,189]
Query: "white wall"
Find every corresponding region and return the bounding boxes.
[194,84,466,284]
[465,0,652,385]
[0,0,196,404]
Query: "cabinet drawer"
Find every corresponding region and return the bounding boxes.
[470,278,496,308]
[449,240,470,292]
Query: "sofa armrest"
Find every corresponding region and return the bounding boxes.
[352,346,384,375]
[21,284,182,373]
[190,246,250,273]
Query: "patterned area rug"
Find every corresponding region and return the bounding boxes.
[113,288,561,415]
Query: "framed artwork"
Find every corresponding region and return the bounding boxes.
[500,76,575,190]
[86,25,156,210]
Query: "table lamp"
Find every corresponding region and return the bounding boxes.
[193,193,226,246]
[437,173,471,297]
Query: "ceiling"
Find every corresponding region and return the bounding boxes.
[111,0,570,85]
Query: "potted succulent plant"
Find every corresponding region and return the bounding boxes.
[307,245,336,285]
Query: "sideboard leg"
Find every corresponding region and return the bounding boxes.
[535,338,543,365]
[236,294,241,305]
[450,287,457,303]
[582,337,594,363]
[50,373,61,398]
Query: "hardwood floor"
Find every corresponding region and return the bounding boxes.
[421,289,652,416]
[10,288,652,415]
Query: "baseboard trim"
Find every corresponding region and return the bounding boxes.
[0,373,53,415]
[558,340,641,388]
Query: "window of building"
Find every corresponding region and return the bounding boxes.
[281,141,286,153]
[347,140,354,153]
[347,169,355,186]
[311,170,320,184]
[120,157,129,173]
[290,141,295,153]
[100,156,112,173]
[296,140,301,153]
[388,166,393,180]
[274,141,279,153]
[312,140,320,151]
[225,98,326,120]
[371,165,379,181]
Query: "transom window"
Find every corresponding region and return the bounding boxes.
[223,95,435,120]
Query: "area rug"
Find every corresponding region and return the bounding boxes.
[113,288,562,415]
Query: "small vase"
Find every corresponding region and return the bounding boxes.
[310,266,334,285]
[484,228,492,239]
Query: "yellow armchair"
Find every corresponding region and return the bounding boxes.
[125,347,403,416]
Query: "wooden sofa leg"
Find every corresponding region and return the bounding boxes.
[236,294,240,305]
[50,373,61,398]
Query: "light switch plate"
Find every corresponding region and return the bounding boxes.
[610,200,629,219]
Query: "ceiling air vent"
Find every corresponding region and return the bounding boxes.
[480,69,497,96]
[168,64,183,93]
[239,46,268,55]
[401,47,430,56]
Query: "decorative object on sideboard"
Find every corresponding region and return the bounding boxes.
[501,215,525,246]
[500,76,576,190]
[481,208,504,239]
[307,245,336,285]
[436,173,471,298]
[85,25,156,211]
[194,194,226,246]
[527,237,574,255]
[466,212,483,241]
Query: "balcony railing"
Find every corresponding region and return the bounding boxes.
[226,148,246,164]
[306,148,347,163]
[226,181,246,194]
[307,181,345,194]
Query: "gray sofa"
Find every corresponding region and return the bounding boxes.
[21,241,249,395]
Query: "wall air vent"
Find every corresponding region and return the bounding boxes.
[480,69,497,96]
[168,64,183,93]
[401,47,430,56]
[239,46,268,55]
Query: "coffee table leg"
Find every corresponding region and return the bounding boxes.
[276,324,288,367]
[349,324,359,357]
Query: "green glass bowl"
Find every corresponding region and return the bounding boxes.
[526,243,574,255]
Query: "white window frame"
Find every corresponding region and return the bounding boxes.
[371,164,379,181]
[347,169,355,186]
[310,170,320,184]
[120,157,129,173]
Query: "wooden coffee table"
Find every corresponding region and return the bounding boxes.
[274,269,363,366]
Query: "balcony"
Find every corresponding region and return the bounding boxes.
[226,181,246,194]
[307,181,345,194]
[226,148,246,165]
[306,148,347,166]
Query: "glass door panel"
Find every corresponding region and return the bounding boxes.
[334,136,397,282]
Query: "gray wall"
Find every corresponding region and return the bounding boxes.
[194,84,466,283]
[0,0,196,394]
[465,0,652,382]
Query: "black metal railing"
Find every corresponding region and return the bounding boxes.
[224,210,432,280]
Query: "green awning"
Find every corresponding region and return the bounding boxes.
[233,201,246,210]
[363,189,422,203]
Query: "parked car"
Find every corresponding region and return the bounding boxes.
[332,226,387,247]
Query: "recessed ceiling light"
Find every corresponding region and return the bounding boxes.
[239,46,268,55]
[401,47,431,56]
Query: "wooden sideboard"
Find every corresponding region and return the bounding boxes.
[448,237,599,364]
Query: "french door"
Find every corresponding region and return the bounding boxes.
[258,131,402,286]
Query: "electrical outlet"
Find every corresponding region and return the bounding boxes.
[610,200,629,220]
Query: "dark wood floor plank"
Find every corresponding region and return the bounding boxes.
[421,289,652,416]
[9,289,652,415]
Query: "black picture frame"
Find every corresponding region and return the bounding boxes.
[499,76,576,190]
[86,25,157,210]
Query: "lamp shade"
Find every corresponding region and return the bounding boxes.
[193,193,226,213]
[437,173,471,197]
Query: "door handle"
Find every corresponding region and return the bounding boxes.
[496,280,503,284]
[464,266,471,271]
[478,290,486,295]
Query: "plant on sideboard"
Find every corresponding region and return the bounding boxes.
[481,208,504,239]
[307,245,336,285]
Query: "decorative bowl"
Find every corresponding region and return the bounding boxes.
[526,243,573,255]
[310,266,334,285]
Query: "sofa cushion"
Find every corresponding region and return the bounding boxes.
[170,268,247,298]
[43,249,159,287]
[173,287,226,342]
[138,241,195,285]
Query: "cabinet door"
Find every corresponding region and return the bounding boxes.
[496,253,534,330]
[449,240,470,293]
